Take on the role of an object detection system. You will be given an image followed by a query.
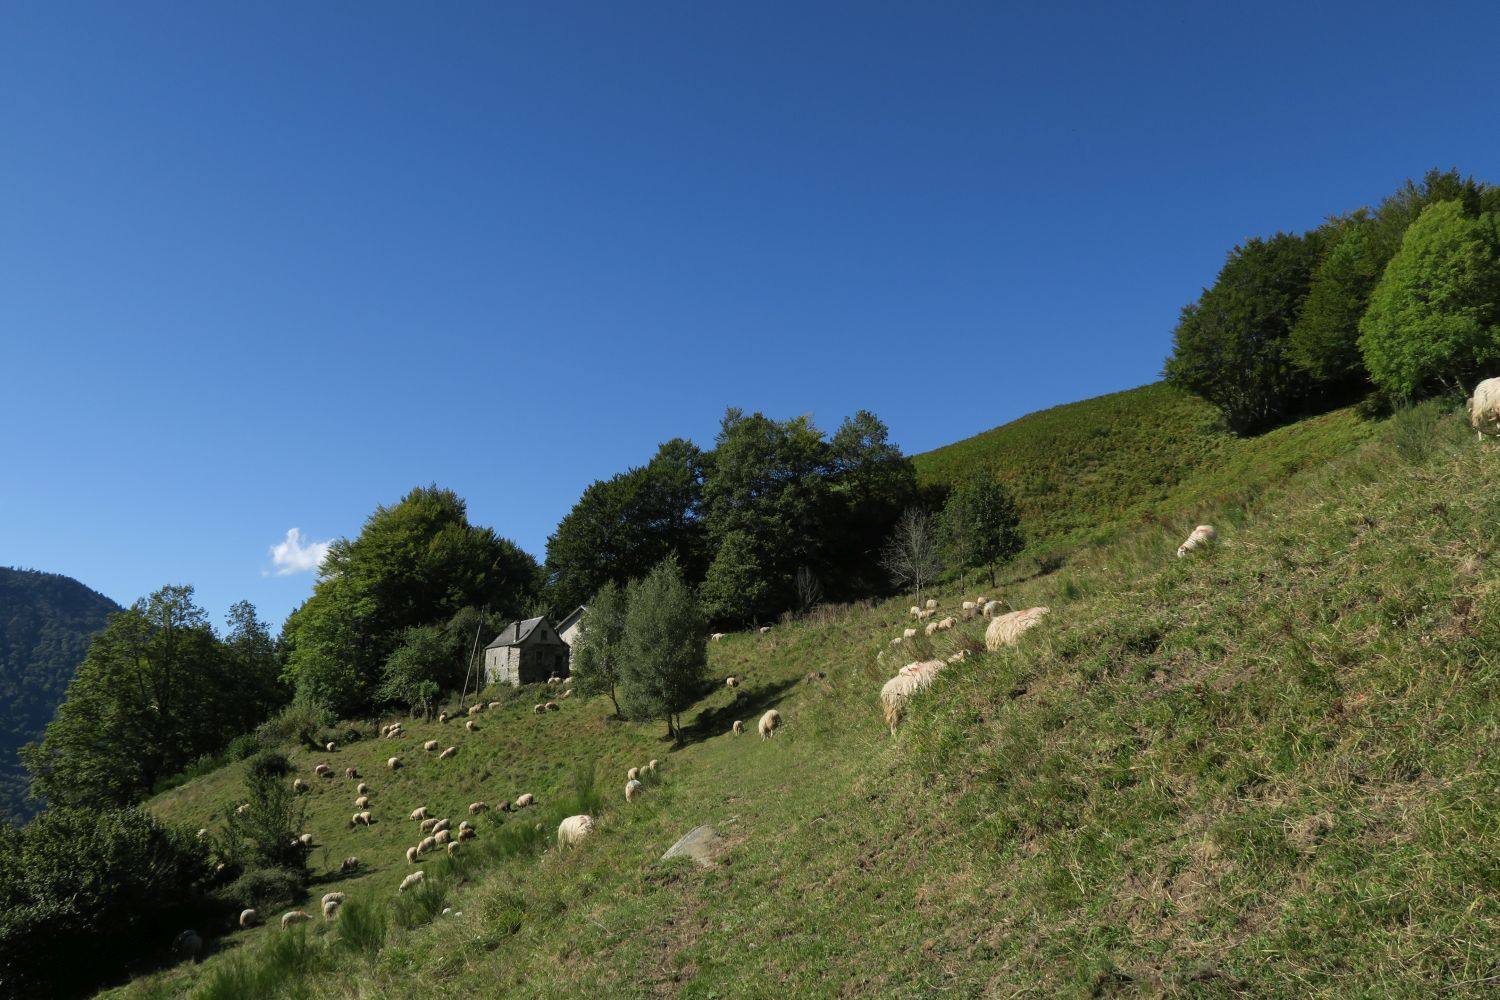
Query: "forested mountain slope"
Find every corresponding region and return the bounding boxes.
[0,568,119,822]
[104,398,1500,999]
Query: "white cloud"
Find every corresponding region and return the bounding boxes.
[269,528,331,576]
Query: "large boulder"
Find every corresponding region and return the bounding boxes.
[661,825,723,867]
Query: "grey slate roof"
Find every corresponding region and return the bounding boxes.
[555,605,587,635]
[485,616,547,649]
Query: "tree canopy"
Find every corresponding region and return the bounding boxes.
[618,558,707,743]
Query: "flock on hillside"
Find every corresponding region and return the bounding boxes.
[164,376,1500,974]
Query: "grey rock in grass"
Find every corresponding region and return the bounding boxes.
[662,825,722,867]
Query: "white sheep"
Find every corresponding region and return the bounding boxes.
[515,793,534,808]
[458,826,476,841]
[438,711,449,723]
[420,817,439,833]
[916,609,935,621]
[299,833,313,847]
[292,778,309,793]
[196,827,208,840]
[357,782,370,795]
[350,812,369,827]
[547,674,561,686]
[468,801,488,815]
[325,741,336,753]
[880,660,946,733]
[982,600,1003,618]
[411,805,429,821]
[406,845,419,864]
[468,703,484,716]
[434,829,452,845]
[340,856,359,873]
[557,814,595,849]
[546,702,560,712]
[533,704,546,714]
[1176,525,1217,558]
[726,676,739,689]
[924,598,938,610]
[984,607,1050,650]
[648,759,659,773]
[387,757,401,770]
[322,899,341,920]
[961,601,976,613]
[946,649,970,664]
[936,616,956,632]
[903,628,917,639]
[448,841,461,855]
[281,910,312,929]
[344,767,358,780]
[417,835,437,854]
[465,720,478,733]
[890,637,904,647]
[711,632,726,641]
[924,621,939,636]
[321,892,345,907]
[909,605,921,618]
[433,818,451,833]
[625,779,643,802]
[974,595,989,607]
[1469,377,1500,437]
[489,701,503,710]
[236,803,251,814]
[758,709,782,739]
[399,871,425,893]
[562,688,573,698]
[239,908,258,928]
[355,795,370,809]
[423,739,439,752]
[627,767,639,781]
[439,746,457,759]
[759,625,772,634]
[458,820,473,832]
[732,720,745,735]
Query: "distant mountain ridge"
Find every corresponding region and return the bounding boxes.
[0,567,120,823]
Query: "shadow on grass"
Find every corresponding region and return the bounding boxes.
[681,677,800,747]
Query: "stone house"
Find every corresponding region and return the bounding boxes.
[483,616,570,687]
[555,605,588,649]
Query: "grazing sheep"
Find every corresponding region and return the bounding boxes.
[648,759,659,772]
[758,709,782,739]
[936,616,956,632]
[925,598,938,610]
[880,661,946,734]
[465,720,478,733]
[196,827,208,840]
[406,845,418,864]
[173,929,203,961]
[547,675,561,686]
[1468,377,1500,437]
[982,600,1003,618]
[488,700,503,710]
[984,607,1050,650]
[627,767,639,781]
[468,703,483,716]
[388,757,401,770]
[458,820,473,832]
[458,826,476,841]
[399,871,425,893]
[340,856,360,874]
[417,836,437,854]
[916,609,935,621]
[909,605,921,618]
[562,688,573,698]
[355,795,370,809]
[423,739,439,752]
[438,711,449,723]
[281,910,312,929]
[321,892,345,907]
[903,628,917,639]
[759,625,772,634]
[625,779,643,802]
[433,818,451,833]
[732,719,745,735]
[237,803,251,814]
[924,621,940,636]
[325,741,336,753]
[946,649,970,664]
[546,702,560,712]
[299,833,314,847]
[420,817,439,833]
[357,782,370,795]
[468,801,488,815]
[350,812,367,827]
[358,811,372,825]
[534,704,546,714]
[239,908,258,928]
[974,595,989,607]
[313,764,332,777]
[1176,525,1217,558]
[515,793,534,808]
[411,806,429,821]
[344,767,358,779]
[711,632,726,641]
[962,601,976,613]
[439,746,458,759]
[890,636,903,647]
[434,829,452,845]
[557,814,595,849]
[323,899,341,920]
[292,778,309,793]
[726,676,738,689]
[447,841,460,855]
[497,800,512,812]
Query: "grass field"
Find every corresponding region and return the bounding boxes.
[104,396,1500,999]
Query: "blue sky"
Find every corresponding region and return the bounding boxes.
[3,1,1497,629]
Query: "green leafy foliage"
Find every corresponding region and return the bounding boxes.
[22,587,284,809]
[1359,199,1500,399]
[568,581,628,715]
[698,529,771,625]
[282,486,538,717]
[618,558,707,742]
[544,439,709,615]
[0,568,120,824]
[0,806,208,996]
[1164,229,1328,433]
[1288,214,1384,386]
[940,477,1023,588]
[221,750,307,879]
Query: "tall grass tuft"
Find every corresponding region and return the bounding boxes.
[334,897,386,964]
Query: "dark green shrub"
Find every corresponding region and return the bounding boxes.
[218,866,304,909]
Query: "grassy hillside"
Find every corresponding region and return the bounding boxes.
[106,399,1499,999]
[911,382,1372,554]
[0,568,120,823]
